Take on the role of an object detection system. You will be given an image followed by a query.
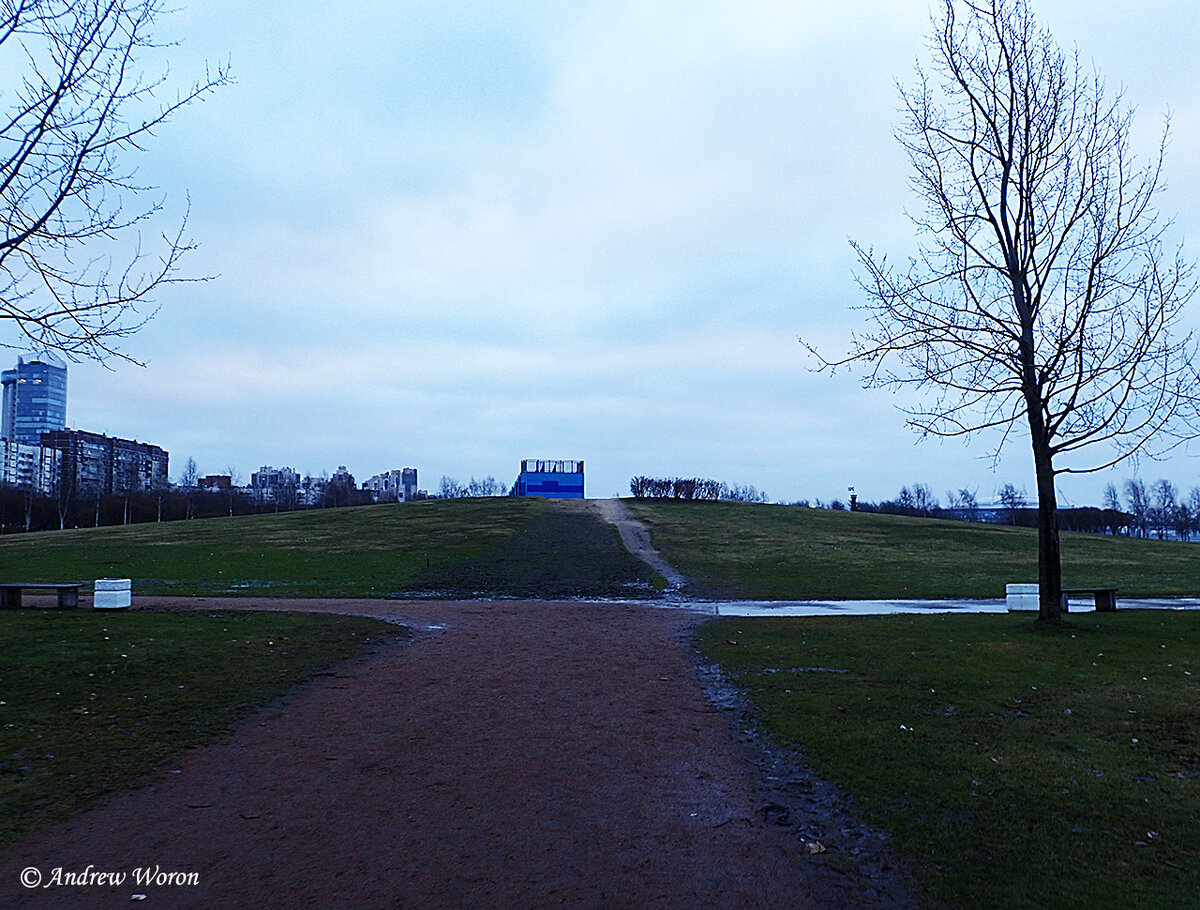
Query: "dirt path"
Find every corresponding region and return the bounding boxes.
[587,498,688,592]
[0,598,920,909]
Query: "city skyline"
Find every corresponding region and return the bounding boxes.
[35,2,1200,506]
[17,341,1200,509]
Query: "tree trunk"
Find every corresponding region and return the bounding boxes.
[1032,443,1064,621]
[1021,321,1064,622]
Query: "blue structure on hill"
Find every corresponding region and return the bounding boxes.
[514,459,584,499]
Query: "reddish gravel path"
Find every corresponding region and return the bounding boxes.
[0,598,919,908]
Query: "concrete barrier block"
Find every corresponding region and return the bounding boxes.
[94,578,131,609]
[1006,583,1039,612]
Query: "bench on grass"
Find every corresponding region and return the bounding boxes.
[0,582,81,609]
[1062,587,1118,613]
[1007,584,1118,613]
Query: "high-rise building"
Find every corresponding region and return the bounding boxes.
[1,355,67,445]
[40,429,168,497]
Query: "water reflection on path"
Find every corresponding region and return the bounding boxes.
[692,597,1200,617]
[705,599,1006,617]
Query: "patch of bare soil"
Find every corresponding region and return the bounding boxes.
[0,598,925,908]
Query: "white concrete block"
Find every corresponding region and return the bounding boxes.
[94,578,131,609]
[1006,583,1039,612]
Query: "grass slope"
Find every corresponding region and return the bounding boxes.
[3,497,1199,601]
[700,611,1200,909]
[630,500,1200,599]
[0,609,404,845]
[0,498,660,599]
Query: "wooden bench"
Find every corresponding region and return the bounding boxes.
[0,583,81,609]
[1062,588,1117,613]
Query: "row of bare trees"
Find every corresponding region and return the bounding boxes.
[840,475,1200,540]
[848,481,1131,535]
[1107,479,1200,540]
[629,476,769,503]
[0,484,269,533]
[438,476,507,498]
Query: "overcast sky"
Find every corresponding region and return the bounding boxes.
[49,1,1200,505]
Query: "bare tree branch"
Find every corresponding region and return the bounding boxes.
[0,0,230,361]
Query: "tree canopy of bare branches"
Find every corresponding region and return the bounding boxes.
[810,0,1200,620]
[0,0,228,360]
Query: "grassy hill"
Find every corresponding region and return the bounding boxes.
[1,497,1198,600]
[0,498,661,599]
[629,500,1200,600]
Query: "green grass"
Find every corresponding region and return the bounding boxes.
[0,609,405,845]
[0,498,660,598]
[699,611,1200,909]
[4,497,1200,602]
[631,500,1200,599]
[403,499,663,598]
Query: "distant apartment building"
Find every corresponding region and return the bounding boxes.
[299,474,327,506]
[250,466,302,504]
[41,429,169,497]
[363,467,418,502]
[514,459,584,499]
[323,465,357,507]
[197,474,233,493]
[0,437,60,494]
[2,355,67,445]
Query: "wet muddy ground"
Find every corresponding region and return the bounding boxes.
[0,597,926,909]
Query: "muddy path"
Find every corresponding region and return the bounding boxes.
[0,598,923,909]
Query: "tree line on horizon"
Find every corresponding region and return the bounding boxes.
[831,479,1200,541]
[628,476,770,503]
[0,485,297,534]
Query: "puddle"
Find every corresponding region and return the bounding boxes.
[709,599,1007,617]
[701,597,1200,617]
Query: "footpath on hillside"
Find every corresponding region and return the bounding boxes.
[0,598,922,909]
[587,498,688,591]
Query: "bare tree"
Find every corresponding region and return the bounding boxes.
[1102,483,1121,513]
[1189,486,1200,541]
[810,0,1199,620]
[997,483,1026,525]
[225,465,242,517]
[952,487,979,521]
[911,483,938,516]
[0,1,229,360]
[1151,478,1178,540]
[1172,500,1192,543]
[178,455,198,488]
[177,455,198,518]
[438,476,465,499]
[1124,478,1150,538]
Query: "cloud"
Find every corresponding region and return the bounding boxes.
[48,1,1200,507]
